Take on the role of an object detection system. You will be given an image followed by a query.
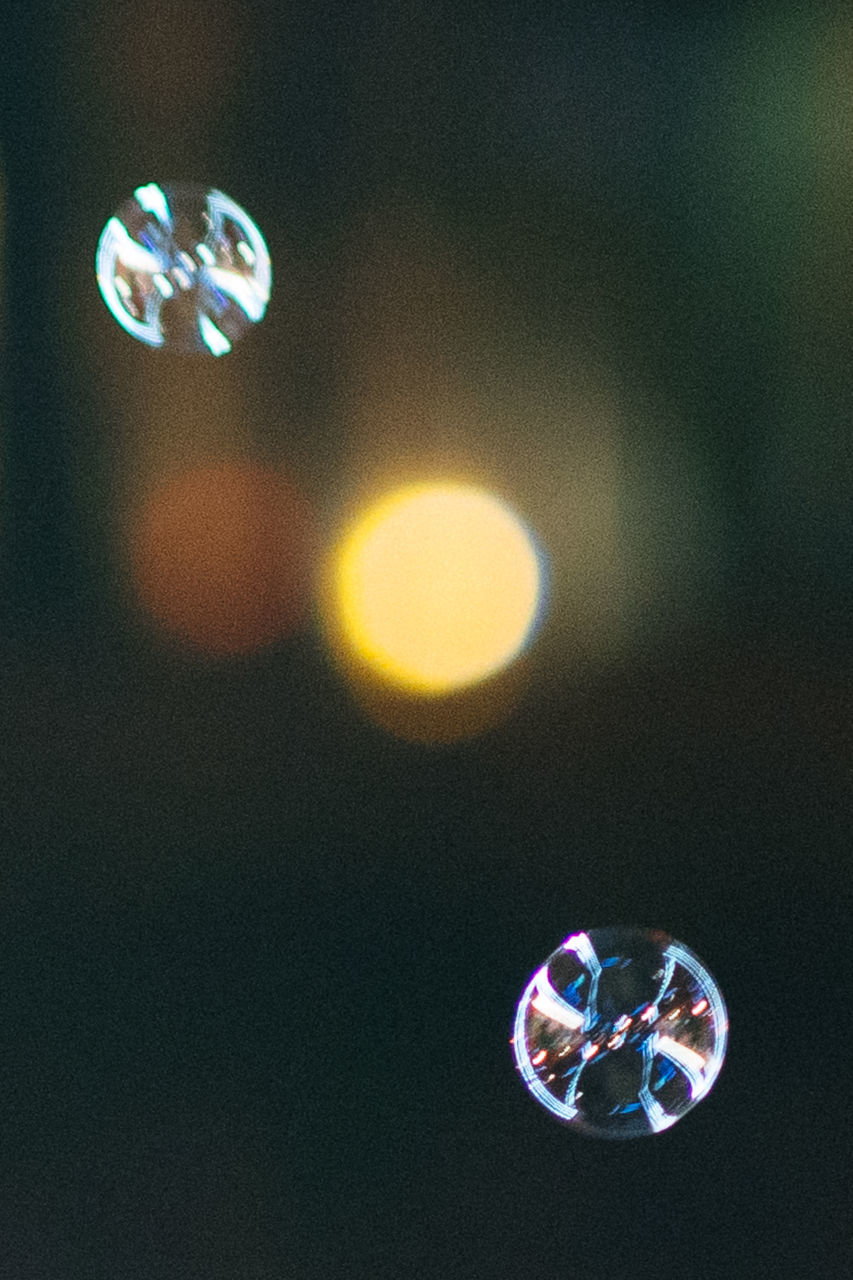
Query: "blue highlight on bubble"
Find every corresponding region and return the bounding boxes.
[95,182,271,355]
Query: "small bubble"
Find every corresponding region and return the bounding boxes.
[95,182,271,355]
[512,926,727,1138]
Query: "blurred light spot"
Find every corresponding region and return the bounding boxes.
[130,460,313,656]
[330,483,545,695]
[334,652,530,744]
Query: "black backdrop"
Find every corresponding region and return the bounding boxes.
[1,3,850,1277]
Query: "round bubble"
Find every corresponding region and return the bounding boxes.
[95,182,271,355]
[512,926,727,1138]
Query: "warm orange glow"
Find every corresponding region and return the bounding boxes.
[331,483,544,694]
[130,460,313,655]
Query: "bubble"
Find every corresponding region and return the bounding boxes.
[95,182,271,355]
[512,927,727,1138]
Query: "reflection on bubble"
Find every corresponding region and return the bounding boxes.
[513,927,728,1139]
[129,461,312,656]
[328,483,546,695]
[96,183,271,355]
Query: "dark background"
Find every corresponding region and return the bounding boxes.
[1,2,850,1277]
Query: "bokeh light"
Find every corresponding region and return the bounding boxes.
[129,460,313,656]
[328,482,545,695]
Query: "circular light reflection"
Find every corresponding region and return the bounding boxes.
[331,483,545,694]
[130,460,313,656]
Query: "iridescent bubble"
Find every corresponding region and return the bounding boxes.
[512,926,728,1138]
[95,182,271,355]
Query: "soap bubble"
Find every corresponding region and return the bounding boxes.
[512,926,727,1138]
[95,182,271,355]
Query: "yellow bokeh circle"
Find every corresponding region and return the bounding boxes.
[332,483,545,694]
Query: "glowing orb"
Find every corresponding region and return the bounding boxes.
[331,483,545,694]
[130,461,312,655]
[96,182,271,354]
[512,927,728,1139]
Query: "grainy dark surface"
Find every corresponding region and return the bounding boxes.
[1,3,849,1277]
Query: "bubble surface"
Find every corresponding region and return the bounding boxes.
[512,926,727,1138]
[95,183,271,355]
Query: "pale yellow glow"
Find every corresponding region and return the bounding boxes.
[334,484,543,693]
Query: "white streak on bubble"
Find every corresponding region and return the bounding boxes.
[95,217,164,347]
[206,267,267,321]
[655,1035,707,1100]
[207,189,271,305]
[198,314,232,356]
[134,183,172,225]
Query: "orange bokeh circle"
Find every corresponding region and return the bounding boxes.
[130,460,314,655]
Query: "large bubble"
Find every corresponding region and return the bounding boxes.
[512,927,727,1138]
[95,182,271,355]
